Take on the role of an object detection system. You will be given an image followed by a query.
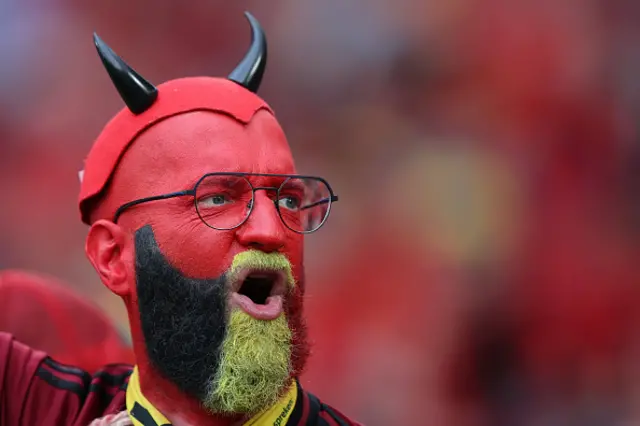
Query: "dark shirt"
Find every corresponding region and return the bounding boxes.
[0,333,361,426]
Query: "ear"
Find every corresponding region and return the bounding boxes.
[85,219,131,297]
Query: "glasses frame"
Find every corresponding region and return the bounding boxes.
[112,172,339,234]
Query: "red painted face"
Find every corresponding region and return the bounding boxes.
[110,109,304,282]
[87,108,310,414]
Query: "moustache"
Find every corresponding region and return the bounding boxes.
[226,250,296,294]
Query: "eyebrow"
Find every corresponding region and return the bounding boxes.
[182,176,204,191]
[281,179,305,192]
[198,175,250,190]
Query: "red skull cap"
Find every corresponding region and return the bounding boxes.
[77,77,272,224]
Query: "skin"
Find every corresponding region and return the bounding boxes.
[85,109,307,426]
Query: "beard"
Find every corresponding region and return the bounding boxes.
[133,225,309,415]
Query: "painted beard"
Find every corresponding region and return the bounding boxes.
[133,225,308,415]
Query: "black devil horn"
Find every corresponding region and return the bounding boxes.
[93,33,158,115]
[227,12,267,93]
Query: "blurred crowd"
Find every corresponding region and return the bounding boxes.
[0,1,639,425]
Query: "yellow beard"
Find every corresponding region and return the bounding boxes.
[204,310,293,414]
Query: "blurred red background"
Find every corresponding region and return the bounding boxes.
[0,1,639,425]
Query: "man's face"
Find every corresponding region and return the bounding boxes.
[107,110,308,414]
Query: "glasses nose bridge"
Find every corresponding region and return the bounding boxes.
[244,185,285,230]
[246,185,281,212]
[252,185,280,195]
[251,185,281,207]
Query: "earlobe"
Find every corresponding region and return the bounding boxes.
[85,220,131,297]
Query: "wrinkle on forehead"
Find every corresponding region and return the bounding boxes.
[109,110,296,203]
[245,110,296,174]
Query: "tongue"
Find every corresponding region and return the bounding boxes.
[231,292,284,320]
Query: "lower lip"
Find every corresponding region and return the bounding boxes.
[230,292,284,320]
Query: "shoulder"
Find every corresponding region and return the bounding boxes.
[0,332,48,419]
[36,357,132,399]
[0,332,132,425]
[39,357,133,425]
[0,330,46,363]
[292,382,364,426]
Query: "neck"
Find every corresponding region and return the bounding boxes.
[138,360,245,426]
[126,302,245,426]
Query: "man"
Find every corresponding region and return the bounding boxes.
[0,12,361,426]
[0,269,134,373]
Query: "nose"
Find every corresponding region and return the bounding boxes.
[235,191,286,252]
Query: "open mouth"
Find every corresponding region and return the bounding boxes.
[238,272,281,304]
[230,269,287,320]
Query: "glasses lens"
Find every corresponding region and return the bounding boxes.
[277,177,332,233]
[195,175,253,230]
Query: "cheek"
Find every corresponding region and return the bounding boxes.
[284,234,305,285]
[149,219,239,278]
[131,218,305,280]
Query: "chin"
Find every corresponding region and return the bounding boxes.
[202,310,294,415]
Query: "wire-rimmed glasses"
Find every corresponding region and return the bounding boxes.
[113,172,338,234]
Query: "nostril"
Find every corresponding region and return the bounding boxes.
[248,241,284,251]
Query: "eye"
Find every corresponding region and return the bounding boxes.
[278,196,301,211]
[198,194,232,209]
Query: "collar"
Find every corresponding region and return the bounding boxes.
[126,366,298,426]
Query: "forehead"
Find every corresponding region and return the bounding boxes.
[116,110,296,193]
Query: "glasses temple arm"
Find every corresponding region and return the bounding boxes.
[300,195,339,211]
[113,190,194,222]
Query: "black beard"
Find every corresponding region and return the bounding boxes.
[134,225,227,401]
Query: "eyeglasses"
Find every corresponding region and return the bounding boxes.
[113,172,339,234]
